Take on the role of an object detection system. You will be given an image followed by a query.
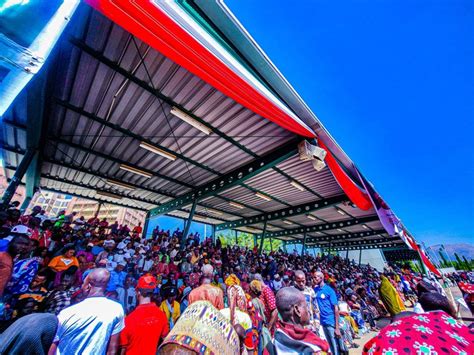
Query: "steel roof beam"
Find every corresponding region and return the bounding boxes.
[258,215,379,238]
[2,154,244,220]
[149,138,299,216]
[284,229,386,245]
[69,37,321,200]
[41,174,225,222]
[312,237,401,248]
[9,179,147,212]
[55,99,219,175]
[317,238,404,250]
[216,194,347,231]
[54,100,299,211]
[49,137,194,189]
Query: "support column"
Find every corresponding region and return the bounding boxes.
[359,248,363,265]
[301,232,307,256]
[181,199,197,249]
[258,220,268,255]
[270,238,273,252]
[1,149,36,209]
[95,202,103,217]
[211,225,216,244]
[253,234,257,249]
[234,230,238,245]
[143,210,151,239]
[345,249,349,260]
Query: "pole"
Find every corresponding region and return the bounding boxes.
[1,149,36,209]
[181,199,197,249]
[258,220,268,255]
[359,248,362,265]
[95,202,103,217]
[345,249,349,260]
[142,210,151,239]
[302,232,307,256]
[235,230,238,245]
[211,225,216,244]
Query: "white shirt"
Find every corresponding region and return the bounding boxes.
[54,297,125,355]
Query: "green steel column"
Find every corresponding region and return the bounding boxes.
[181,199,197,249]
[143,210,151,239]
[1,149,36,209]
[234,230,238,245]
[258,220,268,255]
[211,225,216,244]
[302,232,307,256]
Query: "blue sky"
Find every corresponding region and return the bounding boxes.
[227,0,474,245]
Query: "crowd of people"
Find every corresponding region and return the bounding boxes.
[0,202,472,354]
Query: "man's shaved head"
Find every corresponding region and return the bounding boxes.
[82,268,110,296]
[276,287,308,325]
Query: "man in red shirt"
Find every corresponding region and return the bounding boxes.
[119,275,169,354]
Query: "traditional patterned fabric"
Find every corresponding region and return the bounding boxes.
[363,311,474,355]
[227,284,247,312]
[260,284,277,322]
[5,257,39,295]
[188,284,224,310]
[270,320,329,354]
[160,300,239,355]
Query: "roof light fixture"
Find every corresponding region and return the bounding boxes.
[96,190,123,199]
[337,228,344,232]
[106,179,136,191]
[139,141,176,161]
[362,225,369,229]
[307,214,317,221]
[229,201,245,209]
[170,106,212,135]
[336,209,346,215]
[290,180,305,191]
[119,164,152,179]
[255,192,272,201]
[206,208,223,216]
[283,220,293,225]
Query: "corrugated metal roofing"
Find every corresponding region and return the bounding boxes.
[0,4,402,249]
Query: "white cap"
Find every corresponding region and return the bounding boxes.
[11,225,31,236]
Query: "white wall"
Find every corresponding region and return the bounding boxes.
[340,248,386,271]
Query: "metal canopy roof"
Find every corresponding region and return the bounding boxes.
[0,2,404,248]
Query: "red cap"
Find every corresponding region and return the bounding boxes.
[136,275,157,290]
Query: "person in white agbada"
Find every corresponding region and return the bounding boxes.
[49,268,125,355]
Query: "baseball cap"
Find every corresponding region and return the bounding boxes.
[137,275,157,290]
[10,225,32,236]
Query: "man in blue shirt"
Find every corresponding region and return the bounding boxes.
[314,271,341,355]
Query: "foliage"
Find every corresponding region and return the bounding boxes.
[216,230,282,252]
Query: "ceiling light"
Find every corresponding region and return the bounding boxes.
[119,164,152,178]
[106,179,135,190]
[363,225,368,229]
[170,106,212,135]
[290,180,305,191]
[283,220,293,225]
[229,201,245,209]
[337,229,344,232]
[307,214,317,221]
[255,192,271,201]
[96,190,123,199]
[206,208,223,216]
[139,141,176,161]
[336,209,346,215]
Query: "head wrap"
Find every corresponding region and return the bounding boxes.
[225,274,240,287]
[249,280,262,294]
